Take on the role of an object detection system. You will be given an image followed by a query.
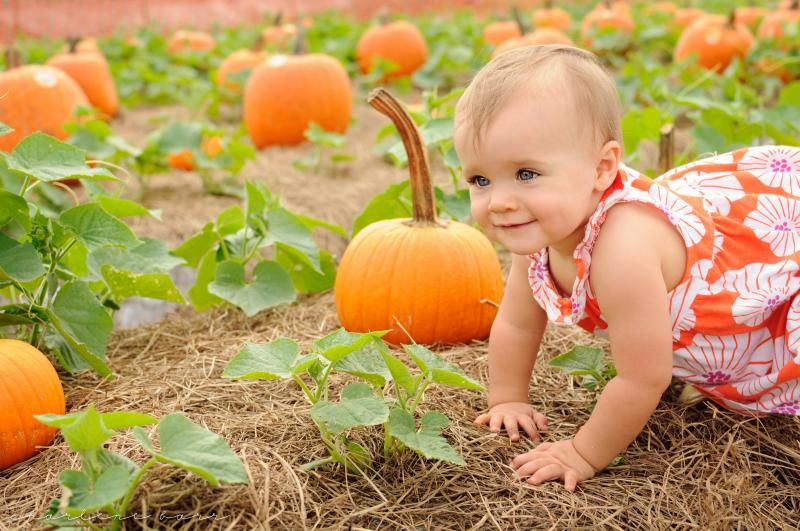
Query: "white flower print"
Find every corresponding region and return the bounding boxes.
[709,260,800,326]
[648,186,706,246]
[731,336,785,398]
[673,329,771,385]
[668,170,745,216]
[669,260,712,340]
[739,146,800,196]
[785,296,800,362]
[755,380,800,415]
[743,195,800,256]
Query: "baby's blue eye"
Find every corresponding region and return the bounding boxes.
[517,169,539,181]
[468,175,490,187]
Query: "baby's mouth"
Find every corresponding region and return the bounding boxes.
[497,220,534,229]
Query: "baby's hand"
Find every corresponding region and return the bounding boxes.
[511,439,596,492]
[474,402,548,441]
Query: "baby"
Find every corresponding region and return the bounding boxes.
[453,44,800,491]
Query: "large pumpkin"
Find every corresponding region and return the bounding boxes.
[0,64,88,152]
[335,89,504,345]
[0,339,65,470]
[244,53,352,147]
[356,20,428,79]
[47,38,119,117]
[674,13,754,72]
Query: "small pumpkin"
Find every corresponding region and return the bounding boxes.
[674,12,754,72]
[244,47,352,147]
[334,89,504,345]
[532,0,572,31]
[492,28,575,58]
[0,59,88,152]
[167,30,216,54]
[168,136,224,171]
[757,0,800,40]
[483,20,522,46]
[47,37,119,118]
[580,0,635,47]
[644,2,678,16]
[216,40,267,93]
[674,7,706,30]
[734,4,768,29]
[0,339,66,470]
[356,19,428,79]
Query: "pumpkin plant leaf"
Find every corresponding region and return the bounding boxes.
[223,338,301,380]
[187,251,224,311]
[387,409,465,465]
[334,338,393,387]
[269,207,321,272]
[149,413,249,486]
[274,246,336,294]
[3,132,116,183]
[0,233,46,282]
[314,328,385,363]
[100,411,159,430]
[59,204,140,251]
[101,266,186,304]
[549,345,607,377]
[92,195,162,220]
[404,344,484,391]
[39,405,115,451]
[0,190,30,230]
[58,466,130,515]
[311,383,389,434]
[208,260,296,317]
[173,223,218,268]
[379,348,420,395]
[351,180,412,237]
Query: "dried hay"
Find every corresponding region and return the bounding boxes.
[1,292,799,530]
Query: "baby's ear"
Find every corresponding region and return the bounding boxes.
[594,140,622,191]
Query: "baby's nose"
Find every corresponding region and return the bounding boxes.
[488,188,517,212]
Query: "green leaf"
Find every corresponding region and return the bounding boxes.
[0,122,12,136]
[351,181,412,236]
[223,338,302,380]
[0,233,46,282]
[622,107,662,154]
[4,132,116,183]
[216,205,246,237]
[42,406,115,451]
[778,81,800,106]
[101,266,186,304]
[305,121,347,148]
[100,411,159,430]
[387,409,464,465]
[173,223,218,268]
[59,204,140,250]
[151,413,249,486]
[187,250,223,311]
[311,384,389,434]
[379,348,420,396]
[0,190,30,230]
[58,466,130,514]
[403,344,484,391]
[269,208,321,272]
[244,181,268,221]
[49,281,112,376]
[93,195,162,220]
[334,338,393,387]
[89,238,185,275]
[275,247,336,294]
[549,345,607,377]
[388,118,453,165]
[314,328,385,363]
[208,260,296,317]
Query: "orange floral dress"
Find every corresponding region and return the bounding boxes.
[529,146,800,416]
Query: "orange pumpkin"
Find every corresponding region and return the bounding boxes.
[532,0,572,31]
[757,1,800,40]
[47,38,119,118]
[0,64,88,151]
[644,2,678,16]
[492,28,575,58]
[0,339,65,470]
[356,20,428,79]
[734,5,768,29]
[167,30,216,54]
[262,23,297,47]
[580,1,635,45]
[244,53,352,148]
[60,36,102,55]
[674,13,754,72]
[335,89,504,345]
[483,20,522,46]
[217,46,266,93]
[674,7,706,30]
[168,136,224,171]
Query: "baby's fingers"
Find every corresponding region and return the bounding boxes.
[503,415,521,441]
[474,413,491,426]
[517,416,541,440]
[533,411,548,432]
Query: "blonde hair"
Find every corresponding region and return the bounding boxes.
[457,45,622,150]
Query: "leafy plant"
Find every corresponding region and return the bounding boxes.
[36,407,248,530]
[292,121,355,173]
[223,328,484,473]
[0,132,186,376]
[549,345,617,392]
[173,180,344,316]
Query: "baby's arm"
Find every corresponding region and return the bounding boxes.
[474,253,549,441]
[513,205,675,488]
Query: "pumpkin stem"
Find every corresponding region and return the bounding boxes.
[658,123,675,175]
[293,23,306,55]
[727,9,736,27]
[544,0,553,9]
[66,37,82,53]
[273,11,283,26]
[368,88,438,225]
[511,4,528,35]
[377,8,391,26]
[4,47,22,68]
[791,0,799,10]
[251,34,265,51]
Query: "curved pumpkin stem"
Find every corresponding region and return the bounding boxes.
[511,4,528,35]
[66,37,82,53]
[368,88,438,225]
[4,47,22,68]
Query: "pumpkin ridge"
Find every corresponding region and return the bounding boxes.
[453,226,481,341]
[386,224,411,341]
[0,361,26,468]
[2,351,35,467]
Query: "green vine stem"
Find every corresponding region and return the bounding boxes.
[368,88,439,226]
[112,456,158,531]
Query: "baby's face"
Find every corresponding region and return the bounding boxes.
[454,86,607,257]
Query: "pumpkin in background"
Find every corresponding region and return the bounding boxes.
[483,20,522,46]
[532,0,572,31]
[734,5,767,29]
[644,2,678,16]
[167,30,216,54]
[356,19,428,79]
[47,38,119,118]
[216,42,267,93]
[262,23,297,46]
[168,136,224,171]
[244,52,352,147]
[757,0,800,40]
[674,13,754,72]
[0,339,65,471]
[492,28,574,58]
[60,36,102,55]
[0,63,88,152]
[580,0,635,46]
[674,7,706,30]
[335,89,504,345]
